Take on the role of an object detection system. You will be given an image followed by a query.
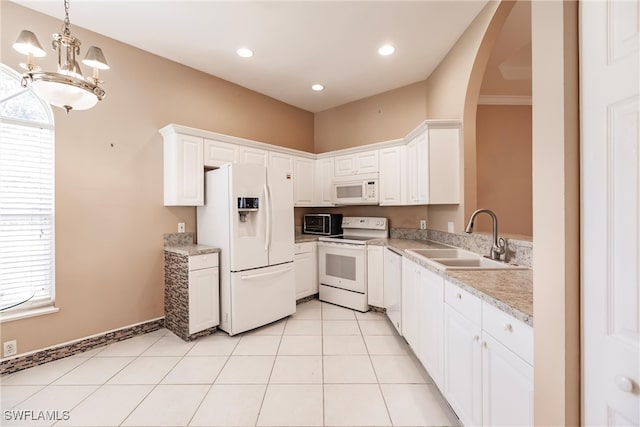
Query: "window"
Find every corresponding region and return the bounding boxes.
[0,64,55,320]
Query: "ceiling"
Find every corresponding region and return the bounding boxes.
[12,0,489,113]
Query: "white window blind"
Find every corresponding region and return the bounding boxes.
[0,64,55,314]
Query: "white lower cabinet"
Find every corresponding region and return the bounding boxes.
[367,245,384,307]
[383,248,402,334]
[401,258,444,387]
[187,253,220,335]
[294,242,318,299]
[398,261,533,427]
[444,297,483,427]
[482,333,534,426]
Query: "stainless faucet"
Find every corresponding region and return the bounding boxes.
[465,208,506,261]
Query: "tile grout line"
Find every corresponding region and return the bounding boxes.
[252,316,286,427]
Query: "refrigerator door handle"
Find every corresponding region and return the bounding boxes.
[240,266,293,280]
[264,183,271,252]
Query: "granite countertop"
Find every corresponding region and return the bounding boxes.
[377,238,533,326]
[295,234,319,243]
[164,244,220,256]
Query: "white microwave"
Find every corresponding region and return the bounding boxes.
[332,173,379,205]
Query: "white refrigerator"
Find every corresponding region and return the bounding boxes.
[197,164,295,335]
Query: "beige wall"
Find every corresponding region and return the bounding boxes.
[425,1,515,233]
[475,105,532,236]
[0,2,314,355]
[531,1,580,425]
[314,80,428,153]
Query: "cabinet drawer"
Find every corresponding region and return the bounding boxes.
[444,280,481,324]
[189,253,218,271]
[294,242,314,254]
[482,302,533,365]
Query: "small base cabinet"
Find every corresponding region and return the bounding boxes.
[164,251,219,341]
[294,242,318,300]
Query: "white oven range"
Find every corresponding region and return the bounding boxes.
[318,217,389,312]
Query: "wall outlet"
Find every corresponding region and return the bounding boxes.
[448,221,455,233]
[178,222,185,233]
[420,220,427,230]
[3,340,17,357]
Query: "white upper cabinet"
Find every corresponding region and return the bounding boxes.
[334,150,379,176]
[161,129,204,206]
[314,157,334,206]
[379,145,407,206]
[203,138,239,168]
[239,146,269,167]
[405,123,460,205]
[293,156,315,206]
[269,151,293,172]
[161,120,460,207]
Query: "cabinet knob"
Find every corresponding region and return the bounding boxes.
[503,323,513,332]
[456,293,462,299]
[473,335,480,341]
[615,375,635,393]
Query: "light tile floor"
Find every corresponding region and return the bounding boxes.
[0,300,459,427]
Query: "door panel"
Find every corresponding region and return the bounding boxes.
[582,1,640,424]
[229,164,268,271]
[266,167,294,265]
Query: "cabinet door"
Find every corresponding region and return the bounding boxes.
[401,258,418,348]
[314,158,334,206]
[419,266,444,389]
[269,151,293,172]
[379,146,406,206]
[444,304,482,427]
[163,133,204,206]
[405,130,430,205]
[482,333,534,427]
[294,250,314,299]
[189,267,219,334]
[334,154,357,176]
[384,248,402,334]
[428,127,460,204]
[355,150,379,174]
[204,139,239,167]
[366,245,384,307]
[293,157,315,206]
[239,146,268,166]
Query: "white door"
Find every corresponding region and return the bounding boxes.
[188,267,219,334]
[294,250,314,299]
[482,334,533,427]
[421,266,444,389]
[444,305,482,427]
[229,164,268,271]
[384,248,402,334]
[314,158,334,206]
[293,157,315,206]
[581,1,640,425]
[266,167,294,265]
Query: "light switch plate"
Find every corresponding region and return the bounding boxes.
[178,222,185,233]
[420,220,427,230]
[448,222,454,233]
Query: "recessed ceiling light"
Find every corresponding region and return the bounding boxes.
[311,84,324,91]
[236,48,254,58]
[378,44,395,56]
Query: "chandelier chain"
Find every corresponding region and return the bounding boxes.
[63,0,71,35]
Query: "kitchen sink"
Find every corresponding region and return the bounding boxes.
[405,248,528,271]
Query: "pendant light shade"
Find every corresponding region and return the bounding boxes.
[12,0,109,113]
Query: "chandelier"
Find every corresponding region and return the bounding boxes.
[12,0,109,113]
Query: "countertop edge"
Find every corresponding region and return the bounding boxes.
[164,245,221,256]
[378,238,533,327]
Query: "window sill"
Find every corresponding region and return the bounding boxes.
[0,305,59,323]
